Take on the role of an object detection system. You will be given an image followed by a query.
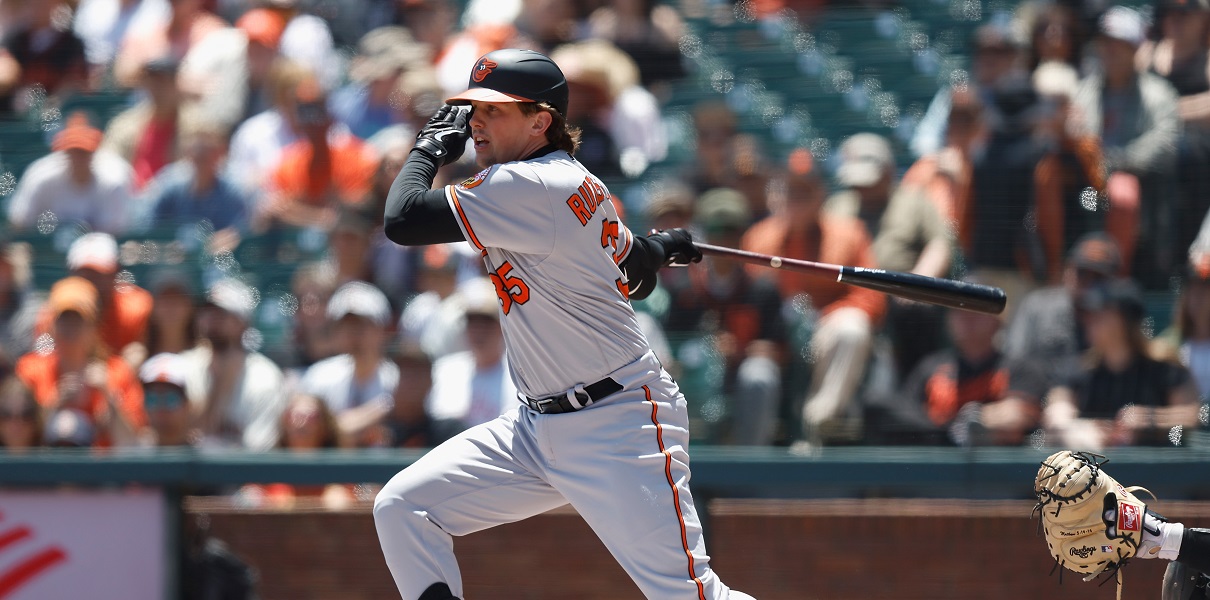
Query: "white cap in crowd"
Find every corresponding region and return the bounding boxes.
[1099,6,1146,47]
[139,352,189,390]
[67,232,119,274]
[327,281,392,326]
[206,277,258,322]
[836,133,894,188]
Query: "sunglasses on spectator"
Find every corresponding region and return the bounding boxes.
[144,389,185,410]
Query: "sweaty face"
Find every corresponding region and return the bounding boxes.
[468,101,549,168]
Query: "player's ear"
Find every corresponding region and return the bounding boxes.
[530,109,553,139]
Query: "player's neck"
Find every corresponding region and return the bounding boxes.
[520,142,557,162]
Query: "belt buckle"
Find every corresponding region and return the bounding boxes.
[529,396,557,414]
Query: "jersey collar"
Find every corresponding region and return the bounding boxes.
[523,144,560,161]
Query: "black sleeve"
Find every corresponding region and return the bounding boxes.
[1177,528,1210,574]
[621,232,673,301]
[382,150,465,246]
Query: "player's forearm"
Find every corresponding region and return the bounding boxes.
[382,150,464,246]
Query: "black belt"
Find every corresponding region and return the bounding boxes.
[521,377,623,414]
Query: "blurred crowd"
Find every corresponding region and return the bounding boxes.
[1,0,1210,484]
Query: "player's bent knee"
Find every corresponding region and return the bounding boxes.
[372,486,409,524]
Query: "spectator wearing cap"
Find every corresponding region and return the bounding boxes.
[645,181,694,233]
[1153,251,1210,400]
[427,278,517,429]
[827,133,953,381]
[15,277,146,447]
[258,76,380,230]
[0,376,43,453]
[663,188,784,445]
[175,7,288,129]
[103,56,206,191]
[911,20,1029,158]
[34,233,154,360]
[113,0,227,88]
[0,0,88,114]
[7,113,136,235]
[1138,0,1210,257]
[139,352,194,447]
[1070,6,1181,285]
[375,345,462,448]
[299,282,398,443]
[550,39,668,173]
[1004,233,1122,387]
[142,123,249,235]
[743,162,885,447]
[866,285,1048,447]
[330,27,428,140]
[225,59,312,196]
[180,277,287,450]
[1043,278,1199,449]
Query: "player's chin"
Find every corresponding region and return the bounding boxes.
[473,151,492,169]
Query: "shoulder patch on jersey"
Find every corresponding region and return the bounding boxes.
[458,168,491,190]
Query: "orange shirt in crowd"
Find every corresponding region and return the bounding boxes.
[15,353,147,441]
[742,214,886,323]
[270,134,380,207]
[35,284,153,355]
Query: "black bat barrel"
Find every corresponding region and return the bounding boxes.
[839,267,1007,315]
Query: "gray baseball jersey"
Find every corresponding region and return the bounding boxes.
[375,148,756,600]
[444,150,646,398]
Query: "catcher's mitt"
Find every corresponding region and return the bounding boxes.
[1033,450,1156,595]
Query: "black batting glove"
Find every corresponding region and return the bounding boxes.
[414,104,471,166]
[648,228,702,267]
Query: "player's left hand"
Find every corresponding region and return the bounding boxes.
[1033,450,1156,585]
[648,228,702,267]
[414,104,472,166]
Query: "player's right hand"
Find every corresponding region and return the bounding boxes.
[414,104,472,166]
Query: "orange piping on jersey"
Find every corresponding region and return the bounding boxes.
[448,186,485,251]
[645,386,707,600]
[614,227,632,265]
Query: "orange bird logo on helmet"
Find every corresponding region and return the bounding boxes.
[472,58,498,83]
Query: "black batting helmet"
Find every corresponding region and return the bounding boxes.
[445,49,569,116]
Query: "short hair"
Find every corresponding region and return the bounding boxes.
[518,102,581,155]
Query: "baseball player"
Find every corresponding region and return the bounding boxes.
[372,48,758,600]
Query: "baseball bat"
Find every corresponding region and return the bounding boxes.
[693,242,1007,315]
